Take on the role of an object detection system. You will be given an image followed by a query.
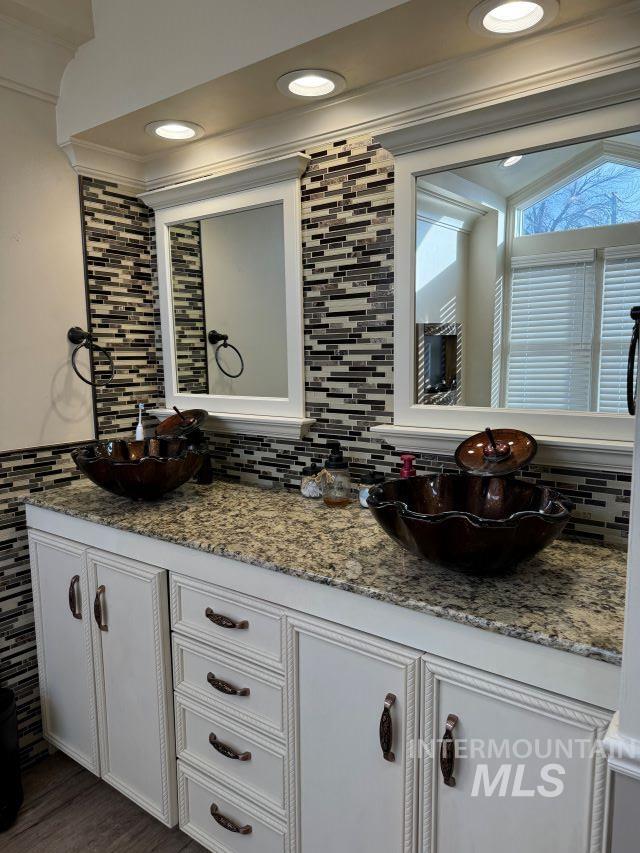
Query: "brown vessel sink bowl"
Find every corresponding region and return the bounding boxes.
[367,473,573,574]
[72,438,205,501]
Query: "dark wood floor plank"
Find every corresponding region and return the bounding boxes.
[4,754,101,842]
[21,751,86,803]
[2,754,205,852]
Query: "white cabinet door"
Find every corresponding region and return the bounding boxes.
[88,551,177,826]
[422,655,611,853]
[288,617,420,853]
[29,531,99,774]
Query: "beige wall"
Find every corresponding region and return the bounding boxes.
[0,85,93,452]
[466,210,500,407]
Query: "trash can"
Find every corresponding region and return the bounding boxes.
[0,688,23,831]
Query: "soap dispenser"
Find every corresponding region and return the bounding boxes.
[322,441,352,507]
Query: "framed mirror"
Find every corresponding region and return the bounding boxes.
[375,98,640,467]
[142,154,313,437]
[413,133,640,414]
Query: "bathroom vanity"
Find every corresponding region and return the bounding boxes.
[25,480,623,853]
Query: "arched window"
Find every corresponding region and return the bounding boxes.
[518,160,640,235]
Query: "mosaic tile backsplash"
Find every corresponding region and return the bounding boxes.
[1,445,81,766]
[1,133,630,767]
[202,136,631,548]
[169,220,208,394]
[80,176,164,438]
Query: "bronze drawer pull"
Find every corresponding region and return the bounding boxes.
[68,575,81,620]
[205,607,249,630]
[207,672,250,697]
[439,714,459,787]
[210,803,252,835]
[209,732,251,762]
[379,692,396,762]
[93,584,108,631]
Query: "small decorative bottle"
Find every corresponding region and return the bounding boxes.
[358,471,386,508]
[300,463,323,499]
[321,442,352,507]
[399,454,417,478]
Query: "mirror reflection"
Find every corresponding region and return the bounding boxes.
[414,132,640,412]
[171,203,288,398]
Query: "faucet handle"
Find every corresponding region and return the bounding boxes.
[399,454,417,478]
[482,427,511,462]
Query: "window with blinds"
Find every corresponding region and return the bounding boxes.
[504,246,640,412]
[598,247,640,412]
[505,252,596,410]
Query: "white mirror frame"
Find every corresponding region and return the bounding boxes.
[372,90,640,471]
[140,154,314,439]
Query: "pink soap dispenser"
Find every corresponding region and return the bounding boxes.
[400,454,417,478]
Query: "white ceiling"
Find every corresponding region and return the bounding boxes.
[57,0,407,142]
[454,131,640,199]
[62,0,628,154]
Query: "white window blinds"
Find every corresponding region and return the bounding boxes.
[506,251,596,410]
[598,246,640,413]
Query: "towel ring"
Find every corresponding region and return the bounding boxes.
[207,330,245,379]
[68,327,115,387]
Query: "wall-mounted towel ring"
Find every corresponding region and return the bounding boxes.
[207,329,245,379]
[67,327,115,387]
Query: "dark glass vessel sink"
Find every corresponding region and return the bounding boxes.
[367,473,572,574]
[72,438,205,501]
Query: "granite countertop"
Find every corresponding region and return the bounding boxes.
[26,480,626,665]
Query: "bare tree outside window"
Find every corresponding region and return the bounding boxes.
[521,162,640,235]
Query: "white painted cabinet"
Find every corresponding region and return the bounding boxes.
[288,617,420,853]
[28,532,177,826]
[29,531,99,774]
[421,656,611,853]
[27,513,615,852]
[88,551,177,826]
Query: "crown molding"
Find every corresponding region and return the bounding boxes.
[60,139,146,191]
[138,152,310,210]
[0,13,76,103]
[0,73,57,104]
[59,1,640,192]
[0,10,73,51]
[374,64,640,157]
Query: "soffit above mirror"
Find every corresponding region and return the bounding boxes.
[139,152,310,210]
[373,67,640,157]
[60,0,625,151]
[59,6,640,194]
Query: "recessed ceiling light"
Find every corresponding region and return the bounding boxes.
[501,154,524,167]
[468,0,558,36]
[145,120,204,141]
[276,69,346,99]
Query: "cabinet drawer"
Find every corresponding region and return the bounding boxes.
[173,634,284,737]
[178,760,286,853]
[171,575,283,670]
[175,695,286,815]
